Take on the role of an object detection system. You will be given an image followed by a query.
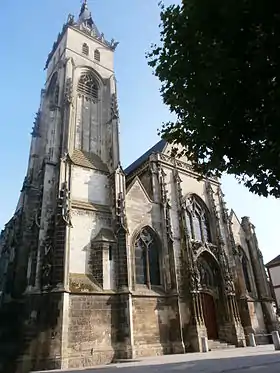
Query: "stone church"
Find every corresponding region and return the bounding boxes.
[0,2,278,372]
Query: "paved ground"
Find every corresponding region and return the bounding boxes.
[36,345,280,373]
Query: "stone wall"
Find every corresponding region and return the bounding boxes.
[132,295,183,357]
[67,294,120,368]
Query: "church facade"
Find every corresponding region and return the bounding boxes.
[0,2,278,372]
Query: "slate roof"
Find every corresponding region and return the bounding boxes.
[266,255,280,267]
[93,228,116,243]
[70,149,108,172]
[125,139,166,176]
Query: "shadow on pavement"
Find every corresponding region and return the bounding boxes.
[44,350,280,373]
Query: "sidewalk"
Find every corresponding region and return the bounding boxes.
[33,345,280,373]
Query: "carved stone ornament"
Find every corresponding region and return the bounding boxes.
[110,38,119,50]
[64,77,73,105]
[116,191,127,229]
[60,182,73,227]
[111,93,119,120]
[34,209,42,228]
[67,13,75,25]
[224,274,235,295]
[41,243,53,289]
[189,265,201,291]
[31,111,41,137]
[60,152,69,163]
[217,187,229,223]
[40,215,55,289]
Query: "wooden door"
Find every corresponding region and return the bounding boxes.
[201,293,218,340]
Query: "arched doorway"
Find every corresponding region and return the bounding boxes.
[197,251,220,340]
[201,293,218,339]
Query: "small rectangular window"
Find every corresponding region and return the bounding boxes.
[109,246,112,261]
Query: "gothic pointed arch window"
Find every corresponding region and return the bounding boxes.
[47,72,59,108]
[185,195,211,242]
[75,71,100,153]
[94,49,100,62]
[77,73,98,100]
[197,251,220,289]
[134,226,161,287]
[82,42,89,56]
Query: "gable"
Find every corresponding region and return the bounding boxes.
[162,142,189,163]
[126,177,152,205]
[266,254,280,268]
[126,177,154,238]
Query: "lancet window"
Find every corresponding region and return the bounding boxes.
[134,226,161,287]
[75,72,100,153]
[241,250,252,292]
[185,195,211,243]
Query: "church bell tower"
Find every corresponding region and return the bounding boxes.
[14,2,131,370]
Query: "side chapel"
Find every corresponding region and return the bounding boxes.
[0,2,278,371]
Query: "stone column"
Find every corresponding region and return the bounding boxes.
[113,165,134,359]
[157,163,176,291]
[206,182,245,346]
[172,167,205,352]
[242,217,279,332]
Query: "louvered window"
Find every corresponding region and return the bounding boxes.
[82,43,89,56]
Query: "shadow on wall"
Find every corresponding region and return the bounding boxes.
[0,292,61,373]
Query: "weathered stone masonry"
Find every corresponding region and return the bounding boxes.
[0,2,278,372]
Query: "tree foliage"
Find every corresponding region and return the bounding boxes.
[147,0,280,197]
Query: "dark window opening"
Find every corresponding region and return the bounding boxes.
[134,226,161,287]
[242,254,252,292]
[82,43,89,56]
[94,49,100,62]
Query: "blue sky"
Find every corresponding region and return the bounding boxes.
[0,0,278,263]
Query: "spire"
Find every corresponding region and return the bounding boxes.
[78,0,100,36]
[79,0,90,18]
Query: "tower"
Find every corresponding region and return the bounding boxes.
[1,2,131,371]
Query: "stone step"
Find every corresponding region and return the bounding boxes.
[208,339,236,351]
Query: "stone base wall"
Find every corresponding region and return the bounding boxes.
[132,296,170,356]
[67,293,122,368]
[132,295,184,357]
[0,291,65,373]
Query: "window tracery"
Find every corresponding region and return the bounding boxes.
[185,195,211,242]
[77,73,98,100]
[75,71,100,153]
[134,226,161,287]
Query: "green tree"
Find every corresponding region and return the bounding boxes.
[147,0,280,197]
